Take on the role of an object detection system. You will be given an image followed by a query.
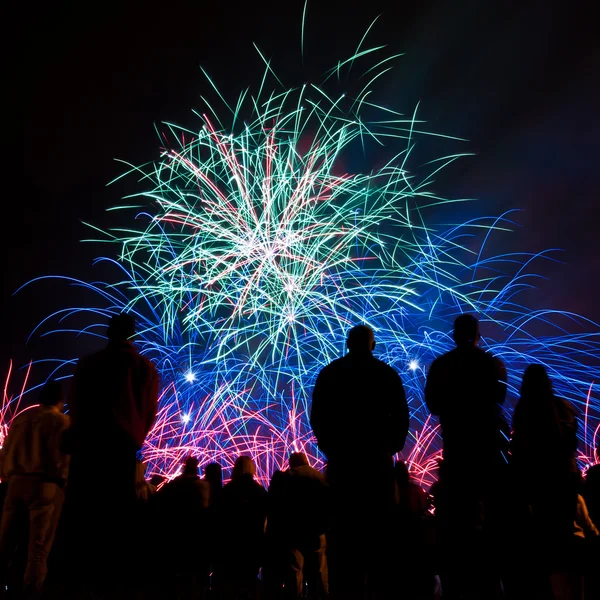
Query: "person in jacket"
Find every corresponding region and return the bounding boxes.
[310,324,409,598]
[0,380,70,596]
[66,312,159,594]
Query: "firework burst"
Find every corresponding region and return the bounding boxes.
[17,44,599,488]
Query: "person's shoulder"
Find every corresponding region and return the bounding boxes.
[10,406,40,426]
[474,347,503,367]
[316,356,346,378]
[251,478,268,496]
[373,356,399,372]
[139,352,158,374]
[49,409,70,428]
[430,349,456,367]
[75,350,102,368]
[295,465,326,482]
[555,396,578,419]
[322,356,346,370]
[371,357,403,381]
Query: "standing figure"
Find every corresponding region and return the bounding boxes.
[156,456,211,598]
[425,314,507,599]
[510,364,580,598]
[204,462,223,506]
[0,381,70,597]
[216,456,269,599]
[310,324,409,599]
[66,312,159,594]
[265,452,329,599]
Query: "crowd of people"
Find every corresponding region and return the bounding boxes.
[0,313,598,599]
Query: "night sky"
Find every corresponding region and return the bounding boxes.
[7,0,599,383]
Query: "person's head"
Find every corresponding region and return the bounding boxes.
[182,455,199,477]
[40,380,63,409]
[231,456,256,481]
[346,325,375,354]
[288,452,309,469]
[453,314,480,348]
[107,313,136,342]
[204,462,223,486]
[520,364,553,400]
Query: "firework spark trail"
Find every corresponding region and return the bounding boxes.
[13,44,600,488]
[1,360,34,450]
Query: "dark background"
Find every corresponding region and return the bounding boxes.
[6,0,599,385]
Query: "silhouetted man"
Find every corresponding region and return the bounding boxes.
[265,452,329,599]
[66,312,159,593]
[0,381,70,597]
[584,447,600,534]
[156,456,211,597]
[310,324,408,599]
[204,461,223,506]
[216,456,269,599]
[425,314,507,598]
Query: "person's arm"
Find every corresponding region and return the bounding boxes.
[576,495,600,538]
[310,369,332,459]
[47,414,71,484]
[559,399,579,456]
[388,370,409,455]
[424,359,442,416]
[493,356,507,406]
[0,421,17,480]
[67,362,82,425]
[143,363,159,439]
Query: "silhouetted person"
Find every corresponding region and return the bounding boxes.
[509,364,580,597]
[156,456,211,598]
[391,461,432,599]
[581,459,600,600]
[425,314,507,599]
[265,452,329,599]
[0,381,70,597]
[216,456,268,599]
[66,312,159,593]
[310,324,409,599]
[425,315,507,471]
[204,461,223,506]
[584,447,600,534]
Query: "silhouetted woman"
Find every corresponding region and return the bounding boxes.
[509,364,579,596]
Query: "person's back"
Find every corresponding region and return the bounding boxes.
[425,315,507,471]
[217,456,268,594]
[584,456,600,529]
[512,365,580,527]
[156,457,211,593]
[69,315,158,453]
[425,315,507,599]
[268,453,328,549]
[311,326,408,473]
[310,325,408,599]
[204,461,223,507]
[511,365,578,478]
[265,454,329,598]
[1,407,70,484]
[220,474,268,550]
[66,313,159,595]
[158,457,211,517]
